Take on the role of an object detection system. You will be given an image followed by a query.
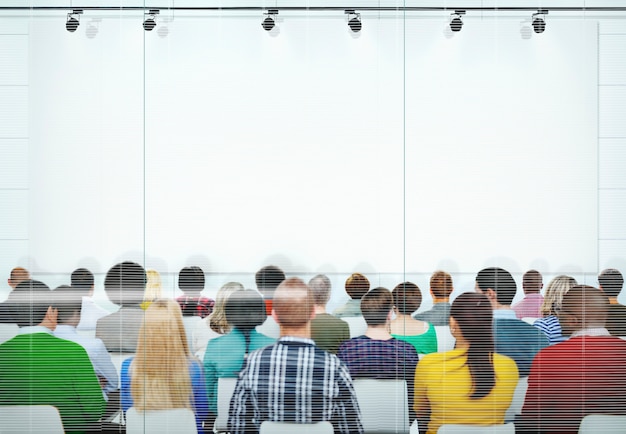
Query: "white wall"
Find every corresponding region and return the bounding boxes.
[0,10,624,305]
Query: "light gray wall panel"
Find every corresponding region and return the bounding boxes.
[599,139,626,189]
[0,139,28,189]
[0,18,28,35]
[0,190,28,240]
[600,34,626,85]
[599,189,626,240]
[599,20,626,35]
[599,240,626,272]
[0,35,28,85]
[599,86,626,138]
[0,87,28,138]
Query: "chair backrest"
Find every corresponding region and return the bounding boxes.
[353,378,410,433]
[0,323,18,344]
[182,316,202,350]
[504,376,529,423]
[0,405,64,434]
[578,414,626,433]
[437,422,515,434]
[521,317,539,325]
[260,421,334,434]
[125,407,197,434]
[214,377,238,432]
[342,316,368,338]
[434,325,455,352]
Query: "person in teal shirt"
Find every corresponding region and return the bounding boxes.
[203,289,275,416]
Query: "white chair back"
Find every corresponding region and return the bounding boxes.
[353,378,410,433]
[521,317,539,325]
[578,414,626,433]
[342,316,368,338]
[504,376,529,423]
[0,405,64,434]
[214,377,238,432]
[125,407,197,434]
[0,323,18,344]
[434,325,455,352]
[183,316,202,350]
[437,422,515,433]
[260,421,334,434]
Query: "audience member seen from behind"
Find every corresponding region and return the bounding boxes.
[533,275,577,345]
[475,267,548,377]
[413,270,454,326]
[193,281,244,357]
[121,299,209,434]
[203,289,274,420]
[333,273,370,318]
[255,265,286,315]
[338,286,419,422]
[518,285,626,433]
[228,277,363,434]
[0,280,105,433]
[414,292,518,434]
[598,268,626,336]
[96,261,147,352]
[0,266,31,323]
[141,269,163,310]
[309,274,350,354]
[71,268,110,332]
[176,266,214,318]
[390,282,437,355]
[512,269,544,319]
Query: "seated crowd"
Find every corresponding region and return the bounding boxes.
[0,263,626,434]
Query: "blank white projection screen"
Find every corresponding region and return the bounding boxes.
[29,16,597,274]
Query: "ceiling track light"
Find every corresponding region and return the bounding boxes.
[345,9,362,33]
[143,9,159,31]
[532,9,548,33]
[66,9,83,33]
[450,10,465,32]
[262,9,278,32]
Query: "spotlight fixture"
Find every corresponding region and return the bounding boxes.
[143,9,160,31]
[262,9,278,31]
[450,10,465,32]
[532,9,548,33]
[345,10,362,33]
[66,10,83,33]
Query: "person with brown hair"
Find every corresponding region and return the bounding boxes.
[519,285,626,433]
[413,270,454,325]
[414,292,518,434]
[512,269,544,319]
[333,272,370,318]
[598,268,626,336]
[390,282,437,354]
[228,277,363,434]
[0,267,31,323]
[120,298,209,433]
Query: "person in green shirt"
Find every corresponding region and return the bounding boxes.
[0,279,105,433]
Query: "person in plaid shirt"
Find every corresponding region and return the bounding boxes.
[176,266,214,318]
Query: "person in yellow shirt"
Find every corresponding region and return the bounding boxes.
[414,292,518,434]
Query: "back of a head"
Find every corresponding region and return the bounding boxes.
[345,273,370,300]
[522,269,543,294]
[209,282,245,334]
[598,268,624,298]
[104,261,147,306]
[10,279,51,327]
[308,274,332,307]
[54,285,83,324]
[71,268,94,291]
[561,285,609,331]
[430,271,453,299]
[450,292,494,348]
[541,275,577,316]
[9,267,30,289]
[255,265,286,295]
[361,287,393,326]
[476,267,517,306]
[273,277,314,328]
[392,282,422,315]
[178,266,205,295]
[138,298,190,358]
[144,269,163,301]
[224,289,267,331]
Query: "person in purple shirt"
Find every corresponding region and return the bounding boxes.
[337,287,419,422]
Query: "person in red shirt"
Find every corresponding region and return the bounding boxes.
[176,266,214,318]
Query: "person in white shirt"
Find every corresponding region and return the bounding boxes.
[72,268,110,332]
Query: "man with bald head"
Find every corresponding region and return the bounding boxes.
[228,277,363,434]
[518,285,626,433]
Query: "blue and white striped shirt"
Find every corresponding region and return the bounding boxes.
[228,336,364,434]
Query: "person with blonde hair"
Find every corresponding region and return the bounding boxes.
[120,299,209,433]
[414,292,518,434]
[141,269,163,310]
[192,281,244,356]
[533,275,577,345]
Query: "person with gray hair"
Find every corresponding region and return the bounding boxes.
[309,274,350,354]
